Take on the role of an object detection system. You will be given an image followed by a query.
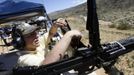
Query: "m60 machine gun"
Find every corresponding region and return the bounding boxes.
[13,0,134,75]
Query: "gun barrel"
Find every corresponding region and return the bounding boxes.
[102,37,134,60]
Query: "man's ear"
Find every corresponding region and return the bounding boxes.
[11,29,25,50]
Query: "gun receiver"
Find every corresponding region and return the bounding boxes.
[101,37,134,61]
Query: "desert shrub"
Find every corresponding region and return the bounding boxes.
[116,21,131,30]
[108,23,116,28]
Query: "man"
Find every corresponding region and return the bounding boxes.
[17,18,82,66]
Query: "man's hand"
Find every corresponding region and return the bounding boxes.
[49,18,67,36]
[53,18,67,27]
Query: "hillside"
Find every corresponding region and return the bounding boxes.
[97,0,134,24]
[49,0,134,24]
[97,0,134,10]
[49,3,87,19]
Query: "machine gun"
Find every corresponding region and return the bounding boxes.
[12,0,134,75]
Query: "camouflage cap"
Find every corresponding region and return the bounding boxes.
[17,22,38,35]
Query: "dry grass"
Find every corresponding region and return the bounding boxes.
[100,25,134,43]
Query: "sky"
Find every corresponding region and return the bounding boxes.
[43,0,87,13]
[25,0,87,13]
[0,0,87,13]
